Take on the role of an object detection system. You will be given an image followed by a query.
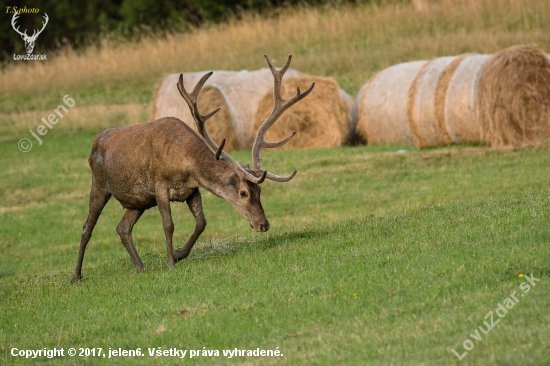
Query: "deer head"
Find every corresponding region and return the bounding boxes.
[176,54,315,232]
[12,11,49,54]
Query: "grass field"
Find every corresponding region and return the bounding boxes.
[1,133,549,364]
[1,0,550,364]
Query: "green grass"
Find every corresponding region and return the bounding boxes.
[0,132,549,365]
[1,1,550,363]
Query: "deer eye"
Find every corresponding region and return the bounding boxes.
[239,190,248,198]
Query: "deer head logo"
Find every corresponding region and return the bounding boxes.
[11,11,49,54]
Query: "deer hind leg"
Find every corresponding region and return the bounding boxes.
[71,182,111,283]
[116,208,145,272]
[174,189,206,262]
[156,190,176,268]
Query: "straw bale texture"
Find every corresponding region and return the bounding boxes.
[252,74,350,150]
[443,54,491,144]
[357,61,427,145]
[355,72,378,143]
[476,45,550,147]
[434,54,470,144]
[196,87,239,151]
[356,45,550,148]
[408,56,459,148]
[201,68,300,149]
[152,71,239,149]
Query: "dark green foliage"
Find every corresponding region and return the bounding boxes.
[1,0,123,58]
[0,0,364,62]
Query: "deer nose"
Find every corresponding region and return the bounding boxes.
[251,222,270,232]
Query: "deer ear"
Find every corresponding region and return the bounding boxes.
[225,172,237,187]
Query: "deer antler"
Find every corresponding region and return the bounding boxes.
[11,12,48,40]
[11,11,28,38]
[251,54,315,182]
[177,73,267,184]
[30,13,48,39]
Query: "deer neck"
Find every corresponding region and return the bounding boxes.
[196,158,234,200]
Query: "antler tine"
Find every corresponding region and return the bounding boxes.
[11,11,28,37]
[263,131,296,149]
[192,99,220,122]
[266,170,298,182]
[251,54,315,182]
[177,73,219,142]
[176,72,265,184]
[191,71,212,99]
[264,54,292,92]
[178,72,212,105]
[37,13,48,35]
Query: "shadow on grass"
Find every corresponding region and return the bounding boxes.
[0,270,15,278]
[187,221,345,262]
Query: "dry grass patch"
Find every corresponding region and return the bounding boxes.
[0,103,150,136]
[1,0,550,114]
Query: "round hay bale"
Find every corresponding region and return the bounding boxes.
[476,45,550,147]
[200,68,300,149]
[152,71,239,150]
[339,89,363,145]
[408,56,462,148]
[252,74,350,150]
[434,53,471,144]
[196,87,239,151]
[355,72,379,144]
[443,54,492,144]
[357,61,428,145]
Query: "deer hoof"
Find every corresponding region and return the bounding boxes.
[70,274,82,284]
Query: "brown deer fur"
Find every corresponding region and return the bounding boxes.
[71,55,314,283]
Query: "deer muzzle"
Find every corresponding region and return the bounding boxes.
[251,221,270,232]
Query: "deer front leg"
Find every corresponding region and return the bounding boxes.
[156,190,175,268]
[174,189,206,262]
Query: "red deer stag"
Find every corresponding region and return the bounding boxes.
[71,55,314,282]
